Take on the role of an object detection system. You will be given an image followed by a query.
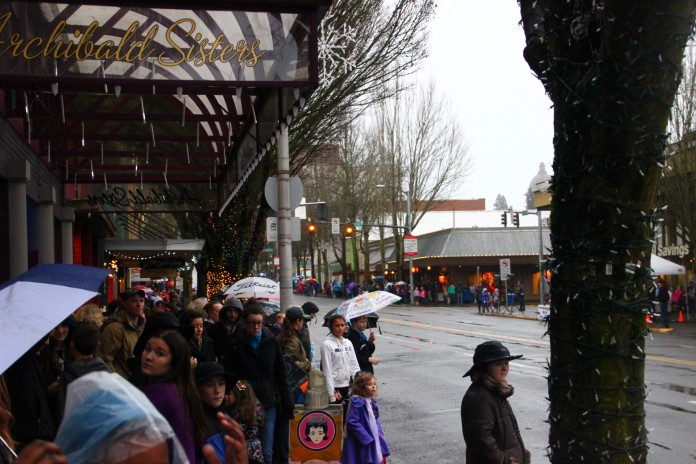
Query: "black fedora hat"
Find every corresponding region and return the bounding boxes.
[463,340,523,377]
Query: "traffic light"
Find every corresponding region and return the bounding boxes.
[512,212,519,228]
[500,212,507,227]
[317,203,328,221]
[308,222,316,235]
[344,224,354,236]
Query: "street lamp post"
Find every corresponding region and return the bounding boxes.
[377,184,414,300]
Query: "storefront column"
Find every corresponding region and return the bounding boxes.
[36,185,56,264]
[8,160,30,277]
[60,207,75,264]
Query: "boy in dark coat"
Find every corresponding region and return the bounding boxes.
[57,323,110,421]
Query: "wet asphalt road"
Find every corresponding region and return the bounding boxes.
[297,295,696,463]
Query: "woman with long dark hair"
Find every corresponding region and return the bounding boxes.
[141,330,206,464]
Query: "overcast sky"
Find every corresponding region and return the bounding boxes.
[415,1,555,210]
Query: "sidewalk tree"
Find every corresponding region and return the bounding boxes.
[369,80,471,282]
[519,2,696,462]
[660,46,696,273]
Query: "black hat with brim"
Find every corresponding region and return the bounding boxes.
[463,340,523,377]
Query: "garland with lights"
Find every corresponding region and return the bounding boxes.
[519,2,696,463]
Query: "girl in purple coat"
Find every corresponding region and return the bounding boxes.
[341,373,390,464]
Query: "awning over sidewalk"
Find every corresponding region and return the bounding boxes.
[650,254,685,276]
[0,0,330,210]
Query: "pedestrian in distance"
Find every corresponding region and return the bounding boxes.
[657,281,671,328]
[516,281,526,313]
[340,372,390,464]
[481,288,490,313]
[460,340,530,464]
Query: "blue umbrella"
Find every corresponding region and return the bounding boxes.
[0,264,110,375]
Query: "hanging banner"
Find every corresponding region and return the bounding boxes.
[0,3,310,83]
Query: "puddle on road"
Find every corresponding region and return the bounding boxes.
[650,382,696,397]
[389,332,432,343]
[646,400,696,415]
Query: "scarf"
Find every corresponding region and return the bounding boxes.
[363,397,381,459]
[247,332,263,351]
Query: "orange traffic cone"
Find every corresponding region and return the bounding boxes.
[679,310,685,323]
[645,313,653,324]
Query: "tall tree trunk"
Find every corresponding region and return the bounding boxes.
[519,1,696,462]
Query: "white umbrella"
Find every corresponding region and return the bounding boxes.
[224,276,280,299]
[0,264,111,375]
[335,290,401,320]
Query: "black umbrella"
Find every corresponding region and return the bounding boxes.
[259,300,281,325]
[323,308,380,329]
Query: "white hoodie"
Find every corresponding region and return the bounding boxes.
[320,333,361,401]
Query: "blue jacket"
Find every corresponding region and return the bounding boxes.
[341,396,390,464]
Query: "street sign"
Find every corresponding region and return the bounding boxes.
[331,217,340,235]
[355,220,363,230]
[266,217,277,242]
[404,234,418,256]
[263,248,274,253]
[499,258,511,278]
[264,176,304,212]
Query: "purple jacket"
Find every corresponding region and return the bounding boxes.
[341,396,390,464]
[144,381,197,464]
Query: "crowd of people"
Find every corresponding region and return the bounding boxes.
[0,286,399,464]
[1,279,536,464]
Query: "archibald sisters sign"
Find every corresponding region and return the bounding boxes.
[64,183,216,213]
[0,3,304,82]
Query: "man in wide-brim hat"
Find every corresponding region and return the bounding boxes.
[460,341,531,464]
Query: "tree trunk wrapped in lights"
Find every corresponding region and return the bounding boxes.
[518,1,696,463]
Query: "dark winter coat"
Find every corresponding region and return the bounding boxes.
[460,371,530,464]
[346,328,376,373]
[207,320,240,365]
[3,346,54,444]
[224,328,293,414]
[189,335,216,363]
[56,356,110,421]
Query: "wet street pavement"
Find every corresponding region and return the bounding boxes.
[298,295,696,463]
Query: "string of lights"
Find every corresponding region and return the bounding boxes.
[519,1,696,462]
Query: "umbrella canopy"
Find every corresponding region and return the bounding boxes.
[335,291,401,320]
[395,281,408,286]
[650,254,686,275]
[259,300,281,324]
[0,264,110,375]
[323,308,380,328]
[224,277,280,299]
